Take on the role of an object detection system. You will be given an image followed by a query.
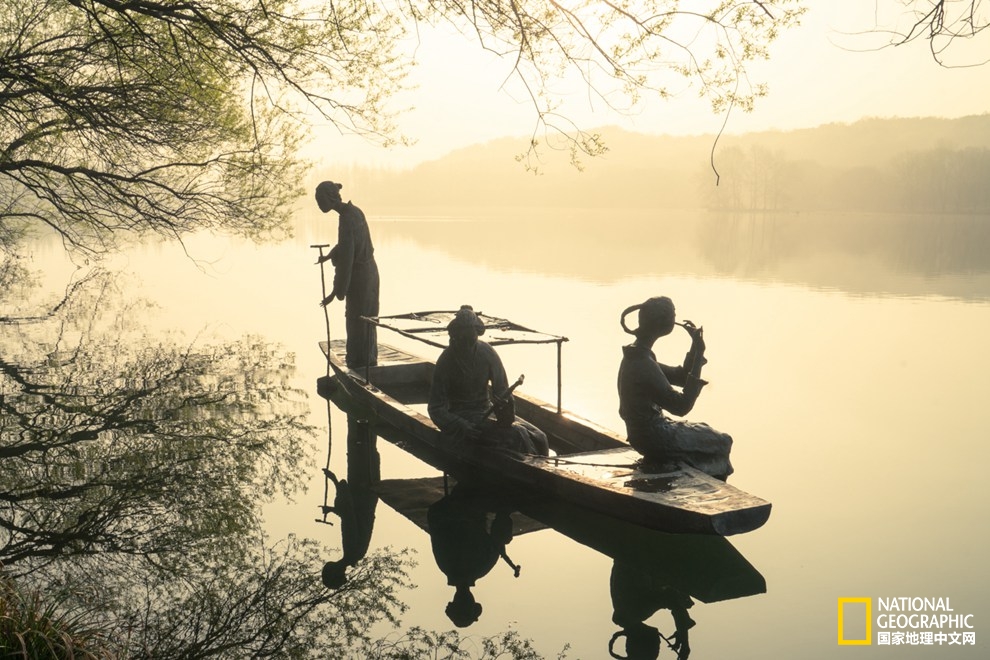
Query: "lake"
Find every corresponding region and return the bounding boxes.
[3,207,988,658]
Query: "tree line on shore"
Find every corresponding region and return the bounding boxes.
[336,115,990,215]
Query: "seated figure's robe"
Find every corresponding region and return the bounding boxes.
[617,344,732,479]
[429,341,548,456]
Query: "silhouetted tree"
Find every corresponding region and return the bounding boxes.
[0,0,406,255]
[1,0,804,254]
[418,0,805,170]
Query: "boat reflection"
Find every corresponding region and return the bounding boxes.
[324,410,765,656]
[521,497,764,660]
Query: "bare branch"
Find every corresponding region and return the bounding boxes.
[854,1,990,68]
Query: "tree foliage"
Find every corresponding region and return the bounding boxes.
[414,0,805,168]
[410,0,804,169]
[0,256,586,656]
[1,0,805,253]
[0,0,406,254]
[366,626,566,659]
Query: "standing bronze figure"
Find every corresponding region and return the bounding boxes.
[616,296,732,480]
[316,180,379,368]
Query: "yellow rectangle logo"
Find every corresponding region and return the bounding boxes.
[838,597,872,645]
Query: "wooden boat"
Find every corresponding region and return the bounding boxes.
[317,311,771,536]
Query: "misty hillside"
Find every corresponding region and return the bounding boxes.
[333,114,990,214]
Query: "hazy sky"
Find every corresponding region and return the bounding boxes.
[308,1,990,168]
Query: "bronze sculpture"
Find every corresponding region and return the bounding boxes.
[428,305,549,456]
[616,297,733,480]
[315,180,379,368]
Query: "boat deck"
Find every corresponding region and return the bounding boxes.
[319,339,772,535]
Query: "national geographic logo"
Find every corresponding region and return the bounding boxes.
[838,597,977,647]
[838,598,871,645]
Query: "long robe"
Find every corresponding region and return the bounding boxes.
[428,341,548,455]
[617,344,733,478]
[330,202,379,368]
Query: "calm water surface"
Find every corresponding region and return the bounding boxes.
[17,208,989,658]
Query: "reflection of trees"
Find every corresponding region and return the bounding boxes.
[106,537,412,659]
[0,263,414,657]
[0,268,311,568]
[689,202,990,301]
[372,210,990,300]
[365,627,551,659]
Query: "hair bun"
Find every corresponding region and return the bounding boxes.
[620,304,642,335]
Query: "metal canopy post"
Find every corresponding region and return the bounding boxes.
[365,320,372,385]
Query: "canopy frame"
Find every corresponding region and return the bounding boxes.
[361,310,569,413]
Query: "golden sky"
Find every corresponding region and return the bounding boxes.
[309,1,990,168]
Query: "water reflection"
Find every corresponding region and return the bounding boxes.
[353,210,990,299]
[320,416,381,589]
[1,268,308,567]
[355,407,766,657]
[427,484,522,627]
[0,261,411,657]
[519,499,764,660]
[609,565,695,660]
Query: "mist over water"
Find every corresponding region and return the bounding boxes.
[276,208,990,658]
[4,207,988,658]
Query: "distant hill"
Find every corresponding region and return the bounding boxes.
[724,115,990,167]
[326,114,990,213]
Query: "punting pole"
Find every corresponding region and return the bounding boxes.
[312,244,335,528]
[556,339,563,414]
[311,244,332,376]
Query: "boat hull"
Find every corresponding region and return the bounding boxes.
[318,340,771,536]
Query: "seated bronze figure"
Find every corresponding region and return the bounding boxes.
[617,296,732,480]
[428,305,549,457]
